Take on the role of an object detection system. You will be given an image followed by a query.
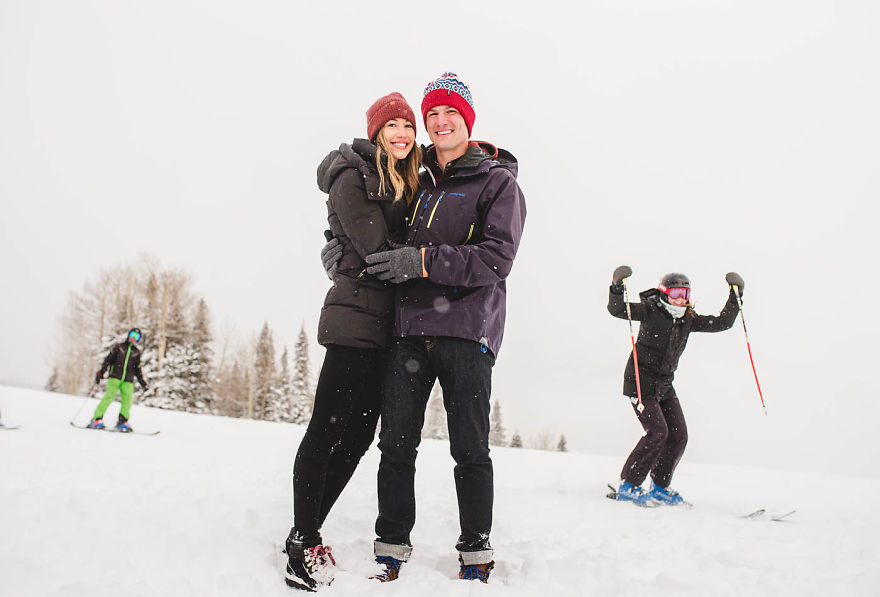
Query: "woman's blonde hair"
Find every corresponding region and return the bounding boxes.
[374,129,421,204]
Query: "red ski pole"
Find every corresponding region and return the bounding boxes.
[622,278,644,413]
[732,285,767,416]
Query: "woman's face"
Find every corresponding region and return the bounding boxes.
[380,118,416,160]
[668,295,688,307]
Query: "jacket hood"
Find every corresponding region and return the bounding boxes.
[422,141,519,182]
[317,138,379,194]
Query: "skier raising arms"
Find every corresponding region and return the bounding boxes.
[88,328,148,432]
[607,267,744,506]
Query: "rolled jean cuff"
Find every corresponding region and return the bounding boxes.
[458,548,494,565]
[374,540,413,562]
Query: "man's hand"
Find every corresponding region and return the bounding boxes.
[365,246,424,284]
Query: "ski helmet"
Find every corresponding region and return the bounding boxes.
[657,273,691,302]
[127,328,143,342]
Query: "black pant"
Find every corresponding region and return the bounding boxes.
[292,344,385,544]
[620,395,688,488]
[375,336,495,553]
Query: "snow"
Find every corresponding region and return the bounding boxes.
[1,385,878,596]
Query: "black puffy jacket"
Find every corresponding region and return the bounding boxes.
[315,139,409,349]
[607,286,739,400]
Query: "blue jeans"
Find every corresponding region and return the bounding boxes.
[374,336,495,564]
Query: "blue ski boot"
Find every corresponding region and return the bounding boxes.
[616,481,652,507]
[649,481,685,506]
[115,416,133,433]
[87,418,105,429]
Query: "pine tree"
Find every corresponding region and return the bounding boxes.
[422,383,447,439]
[557,434,568,452]
[510,432,523,448]
[186,298,215,413]
[488,399,507,446]
[290,323,314,424]
[274,345,294,421]
[253,322,277,420]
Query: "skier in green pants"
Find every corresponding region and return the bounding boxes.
[89,328,148,432]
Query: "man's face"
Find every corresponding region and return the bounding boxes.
[425,105,469,157]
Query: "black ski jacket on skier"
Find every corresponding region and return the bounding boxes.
[97,340,147,386]
[607,286,740,401]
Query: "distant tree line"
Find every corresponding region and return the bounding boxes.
[424,389,566,452]
[46,256,568,448]
[46,256,313,423]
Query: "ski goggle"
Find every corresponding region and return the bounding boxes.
[128,331,142,341]
[660,287,691,300]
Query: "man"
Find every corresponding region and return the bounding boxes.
[363,72,527,583]
[89,328,148,432]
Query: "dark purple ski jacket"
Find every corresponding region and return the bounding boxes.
[394,142,527,356]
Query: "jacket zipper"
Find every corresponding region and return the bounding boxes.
[121,344,132,381]
[464,223,474,244]
[426,192,445,228]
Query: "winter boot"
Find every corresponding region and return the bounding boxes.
[617,481,652,507]
[649,481,685,506]
[284,531,336,591]
[115,415,133,433]
[87,418,105,430]
[458,556,495,583]
[371,556,404,582]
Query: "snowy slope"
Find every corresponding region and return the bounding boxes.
[1,385,877,597]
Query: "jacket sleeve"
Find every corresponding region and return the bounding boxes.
[97,346,115,376]
[422,171,526,288]
[607,285,647,321]
[691,289,740,332]
[329,169,392,261]
[133,353,147,387]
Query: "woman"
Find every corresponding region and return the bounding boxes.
[607,266,744,507]
[284,92,421,591]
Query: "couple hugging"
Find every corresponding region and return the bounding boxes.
[284,72,527,590]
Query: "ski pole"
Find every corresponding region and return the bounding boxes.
[69,383,99,423]
[732,285,767,416]
[622,278,644,413]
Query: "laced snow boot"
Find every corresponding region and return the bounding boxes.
[458,556,495,583]
[87,418,105,430]
[115,415,133,433]
[649,481,685,506]
[284,531,336,591]
[370,556,404,582]
[616,481,653,507]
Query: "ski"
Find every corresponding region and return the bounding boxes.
[606,483,618,500]
[69,421,160,436]
[0,424,21,430]
[771,510,796,521]
[743,508,796,521]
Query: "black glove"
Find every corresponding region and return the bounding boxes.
[320,235,343,280]
[141,383,149,392]
[726,272,744,295]
[612,265,632,285]
[364,246,423,284]
[95,373,102,384]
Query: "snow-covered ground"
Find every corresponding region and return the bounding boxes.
[1,385,877,596]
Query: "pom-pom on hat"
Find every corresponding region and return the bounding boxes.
[366,92,417,143]
[421,72,475,136]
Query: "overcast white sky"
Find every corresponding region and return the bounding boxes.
[2,0,877,476]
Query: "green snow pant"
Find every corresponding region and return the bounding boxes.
[92,378,134,421]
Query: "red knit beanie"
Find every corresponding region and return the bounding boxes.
[421,72,475,136]
[366,92,417,142]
